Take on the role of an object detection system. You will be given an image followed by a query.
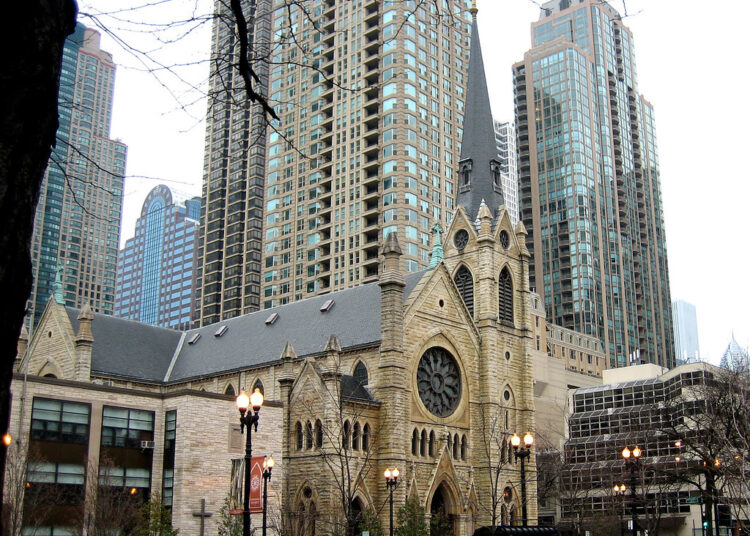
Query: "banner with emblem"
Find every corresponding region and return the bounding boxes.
[250,456,264,513]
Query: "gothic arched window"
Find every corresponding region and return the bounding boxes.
[343,421,351,450]
[498,267,514,325]
[353,361,368,386]
[224,384,235,396]
[315,419,323,449]
[461,435,468,460]
[412,429,419,456]
[362,424,370,451]
[420,430,427,457]
[454,265,474,316]
[429,430,435,457]
[305,421,313,450]
[353,422,361,450]
[252,378,264,395]
[296,422,303,451]
[453,433,459,459]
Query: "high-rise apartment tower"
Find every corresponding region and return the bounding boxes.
[28,24,127,327]
[671,299,699,364]
[115,185,200,330]
[197,0,474,324]
[513,0,674,368]
[493,120,519,224]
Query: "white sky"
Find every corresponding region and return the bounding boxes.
[82,0,749,364]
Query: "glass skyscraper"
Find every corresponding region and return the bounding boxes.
[672,299,699,364]
[115,186,200,330]
[514,0,674,368]
[28,23,127,327]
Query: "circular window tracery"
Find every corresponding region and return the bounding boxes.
[454,229,469,249]
[499,230,510,249]
[417,347,461,417]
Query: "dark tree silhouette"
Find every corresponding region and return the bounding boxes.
[0,3,78,533]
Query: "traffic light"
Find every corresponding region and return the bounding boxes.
[703,521,709,529]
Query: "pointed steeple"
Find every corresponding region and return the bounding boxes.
[457,9,504,223]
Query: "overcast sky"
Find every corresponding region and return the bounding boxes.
[81,0,749,364]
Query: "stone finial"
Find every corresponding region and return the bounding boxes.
[281,341,297,360]
[427,222,444,269]
[381,232,403,276]
[514,220,530,257]
[325,334,341,353]
[16,324,29,360]
[469,0,478,19]
[514,220,528,236]
[76,303,94,343]
[477,199,493,236]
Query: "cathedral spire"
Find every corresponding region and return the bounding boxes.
[457,11,504,223]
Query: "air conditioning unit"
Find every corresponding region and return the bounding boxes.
[140,440,155,449]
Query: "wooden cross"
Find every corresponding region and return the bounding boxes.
[192,498,213,536]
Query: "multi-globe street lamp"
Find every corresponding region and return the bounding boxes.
[621,445,642,536]
[236,388,264,536]
[262,456,275,536]
[511,432,534,527]
[384,467,400,536]
[613,483,627,536]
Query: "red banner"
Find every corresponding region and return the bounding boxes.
[249,456,264,513]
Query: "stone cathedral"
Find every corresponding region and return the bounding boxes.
[8,12,539,536]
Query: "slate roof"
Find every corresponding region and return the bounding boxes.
[66,308,181,382]
[64,271,426,384]
[457,17,505,222]
[341,375,377,404]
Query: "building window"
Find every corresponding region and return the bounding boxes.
[353,361,368,386]
[101,407,154,448]
[163,410,176,507]
[252,379,264,395]
[30,398,90,444]
[429,430,435,457]
[305,421,313,449]
[454,265,474,316]
[296,422,303,451]
[498,267,513,324]
[353,423,361,450]
[412,429,419,456]
[362,424,370,451]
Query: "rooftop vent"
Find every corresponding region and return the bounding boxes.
[187,333,201,345]
[214,325,228,337]
[265,312,279,325]
[320,299,334,312]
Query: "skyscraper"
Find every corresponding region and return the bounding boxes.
[115,185,200,330]
[28,24,127,327]
[513,0,674,368]
[672,299,699,364]
[493,120,519,224]
[197,0,474,324]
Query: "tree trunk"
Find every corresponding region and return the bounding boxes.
[0,1,78,532]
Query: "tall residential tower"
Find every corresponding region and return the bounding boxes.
[197,0,474,324]
[513,0,674,368]
[493,120,519,224]
[28,24,126,326]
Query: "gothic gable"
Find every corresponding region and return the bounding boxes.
[22,300,78,379]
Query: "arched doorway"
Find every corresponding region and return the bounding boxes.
[430,483,456,536]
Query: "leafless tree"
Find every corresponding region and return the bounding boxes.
[2,441,73,536]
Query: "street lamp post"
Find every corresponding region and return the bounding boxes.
[236,388,264,536]
[621,446,642,536]
[613,483,627,536]
[511,432,534,527]
[262,456,274,536]
[384,468,400,536]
